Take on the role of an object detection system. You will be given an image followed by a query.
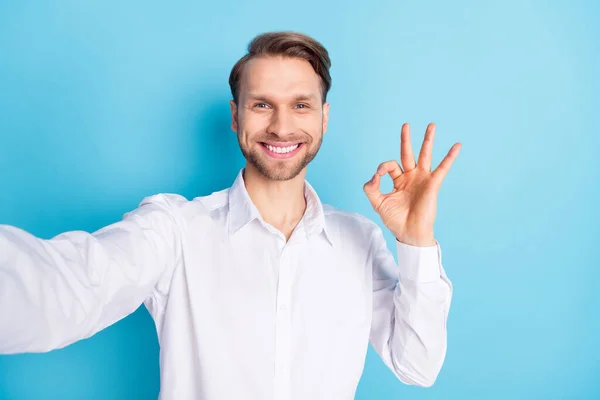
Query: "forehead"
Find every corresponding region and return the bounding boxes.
[241,56,322,101]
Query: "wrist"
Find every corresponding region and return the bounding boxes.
[395,234,436,247]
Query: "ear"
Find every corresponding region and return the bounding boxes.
[230,100,238,133]
[322,102,330,134]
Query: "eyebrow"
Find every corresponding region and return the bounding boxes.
[245,93,318,103]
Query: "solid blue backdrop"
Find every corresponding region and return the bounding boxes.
[0,0,599,399]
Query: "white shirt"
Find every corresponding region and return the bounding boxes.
[0,169,452,400]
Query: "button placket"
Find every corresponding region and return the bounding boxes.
[273,244,292,400]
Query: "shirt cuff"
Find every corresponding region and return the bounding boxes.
[396,239,442,282]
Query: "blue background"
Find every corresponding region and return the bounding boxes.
[1,0,599,399]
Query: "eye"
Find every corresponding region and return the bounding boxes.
[295,103,310,109]
[254,103,269,109]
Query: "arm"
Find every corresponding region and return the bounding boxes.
[369,225,452,387]
[0,194,182,354]
[363,122,460,386]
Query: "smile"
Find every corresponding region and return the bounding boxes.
[260,142,304,159]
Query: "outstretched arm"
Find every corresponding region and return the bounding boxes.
[0,194,183,354]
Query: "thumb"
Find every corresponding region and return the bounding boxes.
[363,173,384,210]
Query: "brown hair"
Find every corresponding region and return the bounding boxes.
[229,31,332,105]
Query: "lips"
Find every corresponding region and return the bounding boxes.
[260,142,304,159]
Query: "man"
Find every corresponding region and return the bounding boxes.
[0,31,461,399]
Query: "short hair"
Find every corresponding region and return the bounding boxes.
[229,31,332,104]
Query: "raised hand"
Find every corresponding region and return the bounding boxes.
[363,123,461,247]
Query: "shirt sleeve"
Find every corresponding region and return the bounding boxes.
[0,194,183,354]
[368,224,452,387]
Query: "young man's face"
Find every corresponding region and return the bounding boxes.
[230,56,329,181]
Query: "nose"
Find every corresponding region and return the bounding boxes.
[267,108,296,137]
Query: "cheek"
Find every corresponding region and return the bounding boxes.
[239,114,268,140]
[299,115,324,138]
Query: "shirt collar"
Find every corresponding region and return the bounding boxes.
[227,169,333,246]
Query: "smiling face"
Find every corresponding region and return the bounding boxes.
[230,56,329,181]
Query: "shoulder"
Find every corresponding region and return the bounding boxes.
[323,204,379,229]
[136,189,231,222]
[322,203,383,243]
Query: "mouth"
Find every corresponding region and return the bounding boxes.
[260,142,304,159]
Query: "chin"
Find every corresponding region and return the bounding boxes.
[257,162,305,181]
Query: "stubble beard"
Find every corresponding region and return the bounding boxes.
[238,131,323,181]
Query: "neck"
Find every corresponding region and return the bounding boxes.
[243,164,307,241]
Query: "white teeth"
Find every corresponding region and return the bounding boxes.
[266,144,299,154]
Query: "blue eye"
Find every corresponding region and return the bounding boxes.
[254,103,269,109]
[296,104,309,109]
